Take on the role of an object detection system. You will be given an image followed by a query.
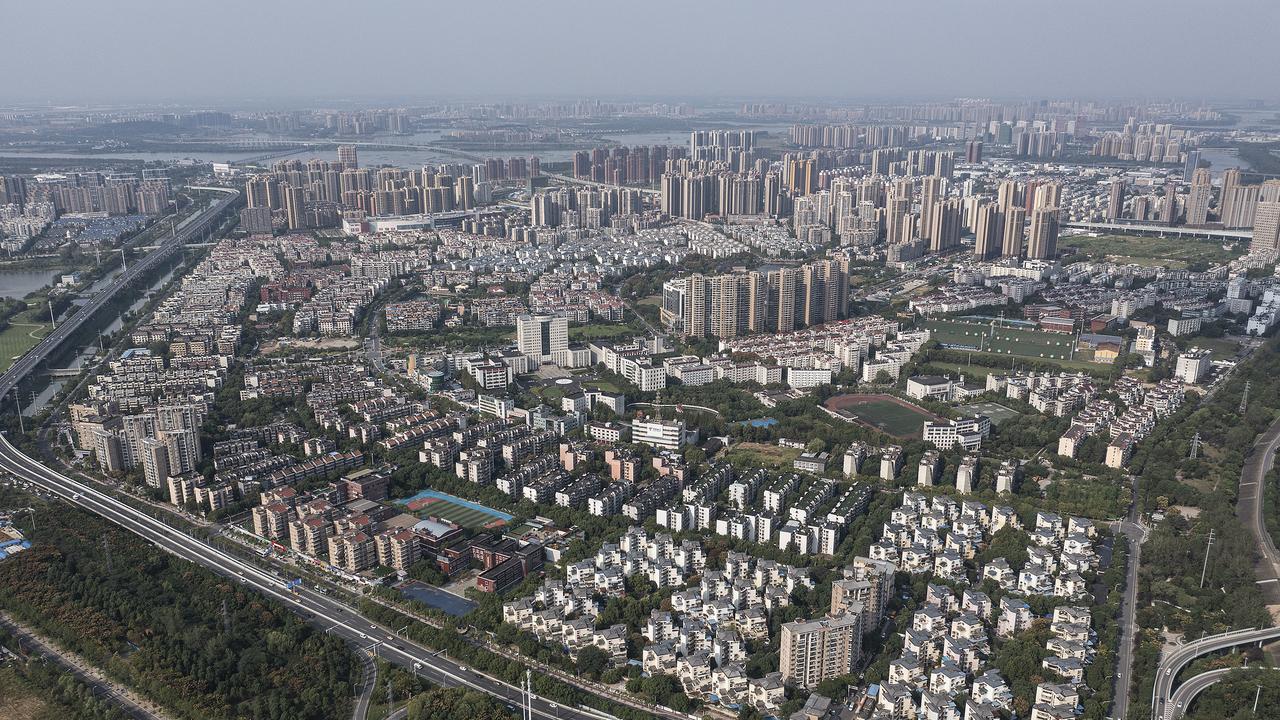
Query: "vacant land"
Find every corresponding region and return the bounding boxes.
[1064,233,1241,266]
[724,441,802,469]
[824,393,942,438]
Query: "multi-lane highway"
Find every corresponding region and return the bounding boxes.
[0,433,620,720]
[1151,626,1280,720]
[0,187,240,401]
[1238,414,1280,605]
[1111,473,1147,720]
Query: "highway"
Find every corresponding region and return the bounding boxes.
[1150,626,1280,720]
[1237,413,1280,605]
[0,433,618,720]
[1060,220,1252,241]
[1111,472,1147,720]
[1166,666,1263,719]
[0,187,240,401]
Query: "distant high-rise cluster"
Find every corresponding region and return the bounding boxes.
[242,149,532,230]
[572,145,678,186]
[1090,120,1189,163]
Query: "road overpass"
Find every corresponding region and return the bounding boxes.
[0,187,240,402]
[1164,666,1279,719]
[1061,221,1252,241]
[1152,626,1280,719]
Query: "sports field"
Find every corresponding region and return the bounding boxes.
[824,393,942,439]
[960,401,1021,425]
[924,318,1079,361]
[0,323,48,372]
[398,490,512,530]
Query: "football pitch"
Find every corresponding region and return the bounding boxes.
[924,317,1077,361]
[399,490,512,530]
[824,394,942,439]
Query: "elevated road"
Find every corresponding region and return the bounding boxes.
[0,187,240,401]
[1152,626,1280,719]
[0,433,642,720]
[1237,414,1280,604]
[1163,666,1280,719]
[1061,220,1252,241]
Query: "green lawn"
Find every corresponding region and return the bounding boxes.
[924,318,1109,369]
[1063,234,1242,266]
[0,322,48,372]
[1182,336,1242,357]
[569,323,636,342]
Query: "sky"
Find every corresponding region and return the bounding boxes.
[7,0,1280,106]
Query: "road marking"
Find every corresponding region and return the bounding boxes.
[1240,481,1257,487]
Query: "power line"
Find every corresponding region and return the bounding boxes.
[1200,528,1215,589]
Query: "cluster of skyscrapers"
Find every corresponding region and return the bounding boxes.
[661,259,850,338]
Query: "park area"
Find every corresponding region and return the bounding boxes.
[823,393,942,439]
[397,490,512,530]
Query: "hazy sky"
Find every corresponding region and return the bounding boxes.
[8,0,1280,105]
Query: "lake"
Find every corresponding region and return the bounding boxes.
[0,269,61,299]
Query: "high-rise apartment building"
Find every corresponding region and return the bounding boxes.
[337,145,359,170]
[780,613,863,688]
[1185,168,1213,225]
[1027,206,1059,260]
[1107,180,1126,221]
[1251,201,1280,255]
[974,203,1003,260]
[1002,207,1027,258]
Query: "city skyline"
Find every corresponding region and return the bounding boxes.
[7,0,1280,103]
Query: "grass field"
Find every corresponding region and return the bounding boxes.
[824,394,941,438]
[0,322,48,372]
[400,490,512,530]
[960,401,1021,425]
[569,323,636,342]
[724,441,801,469]
[1064,233,1242,266]
[922,317,1110,369]
[1183,336,1243,357]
